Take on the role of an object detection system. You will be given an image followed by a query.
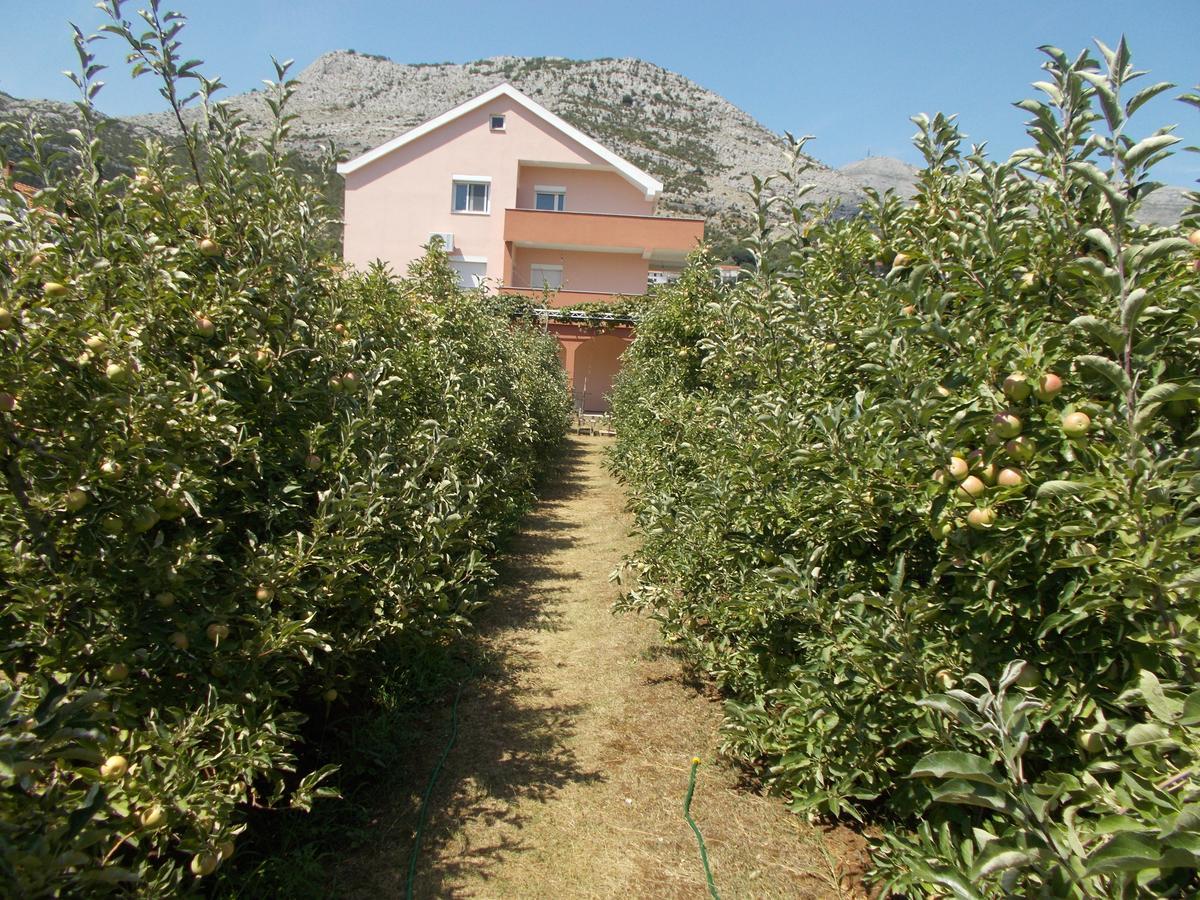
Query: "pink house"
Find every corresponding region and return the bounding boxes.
[336,83,704,412]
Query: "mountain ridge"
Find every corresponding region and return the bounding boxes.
[4,52,1192,230]
[128,50,876,227]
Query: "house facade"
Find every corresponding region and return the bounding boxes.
[337,83,704,412]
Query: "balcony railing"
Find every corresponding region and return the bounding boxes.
[498,285,637,309]
[503,208,703,253]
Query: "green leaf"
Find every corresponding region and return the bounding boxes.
[1075,354,1131,393]
[971,843,1037,880]
[1125,133,1180,168]
[1125,722,1170,746]
[1036,480,1087,499]
[64,783,105,843]
[1083,227,1116,260]
[1069,315,1124,353]
[1140,382,1200,407]
[918,695,976,726]
[927,778,1011,811]
[1136,237,1191,265]
[910,751,1003,786]
[1127,83,1177,117]
[1160,804,1200,840]
[1121,288,1150,330]
[907,860,986,900]
[1086,833,1162,874]
[1136,670,1181,722]
[1180,690,1200,726]
[1095,814,1149,835]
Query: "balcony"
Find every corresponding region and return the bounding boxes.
[503,208,703,261]
[498,285,638,309]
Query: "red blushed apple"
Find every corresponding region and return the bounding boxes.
[997,467,1024,488]
[1035,372,1063,401]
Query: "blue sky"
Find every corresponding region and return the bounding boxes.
[2,1,1198,185]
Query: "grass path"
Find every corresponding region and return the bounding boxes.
[333,436,867,898]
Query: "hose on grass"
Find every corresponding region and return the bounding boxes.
[684,756,721,900]
[405,681,466,900]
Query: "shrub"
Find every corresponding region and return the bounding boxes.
[0,5,567,893]
[612,40,1199,896]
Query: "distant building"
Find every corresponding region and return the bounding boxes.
[337,83,703,413]
[715,264,744,284]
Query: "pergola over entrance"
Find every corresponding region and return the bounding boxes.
[547,321,635,414]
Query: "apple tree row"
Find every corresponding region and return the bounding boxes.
[611,41,1199,897]
[0,11,569,894]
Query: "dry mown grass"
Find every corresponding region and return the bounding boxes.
[331,436,869,898]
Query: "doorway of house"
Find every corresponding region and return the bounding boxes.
[571,334,627,413]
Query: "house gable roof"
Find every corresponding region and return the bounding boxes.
[335,83,664,200]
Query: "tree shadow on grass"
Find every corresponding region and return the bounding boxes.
[318,436,607,898]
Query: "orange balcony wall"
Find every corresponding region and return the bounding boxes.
[503,208,703,256]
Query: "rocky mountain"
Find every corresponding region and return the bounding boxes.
[839,156,921,200]
[0,89,162,175]
[1136,185,1193,227]
[126,51,874,230]
[4,53,1192,233]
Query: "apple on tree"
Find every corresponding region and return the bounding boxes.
[194,315,216,339]
[1062,411,1091,438]
[957,475,986,498]
[100,755,128,779]
[993,412,1022,439]
[948,456,970,481]
[1003,372,1032,401]
[1035,372,1063,401]
[967,507,996,530]
[139,805,166,828]
[190,852,219,877]
[996,467,1024,488]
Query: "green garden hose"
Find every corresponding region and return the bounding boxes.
[684,756,721,900]
[405,681,465,900]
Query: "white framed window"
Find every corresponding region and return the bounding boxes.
[452,175,491,214]
[534,185,566,211]
[490,114,506,131]
[530,264,563,290]
[450,257,488,289]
